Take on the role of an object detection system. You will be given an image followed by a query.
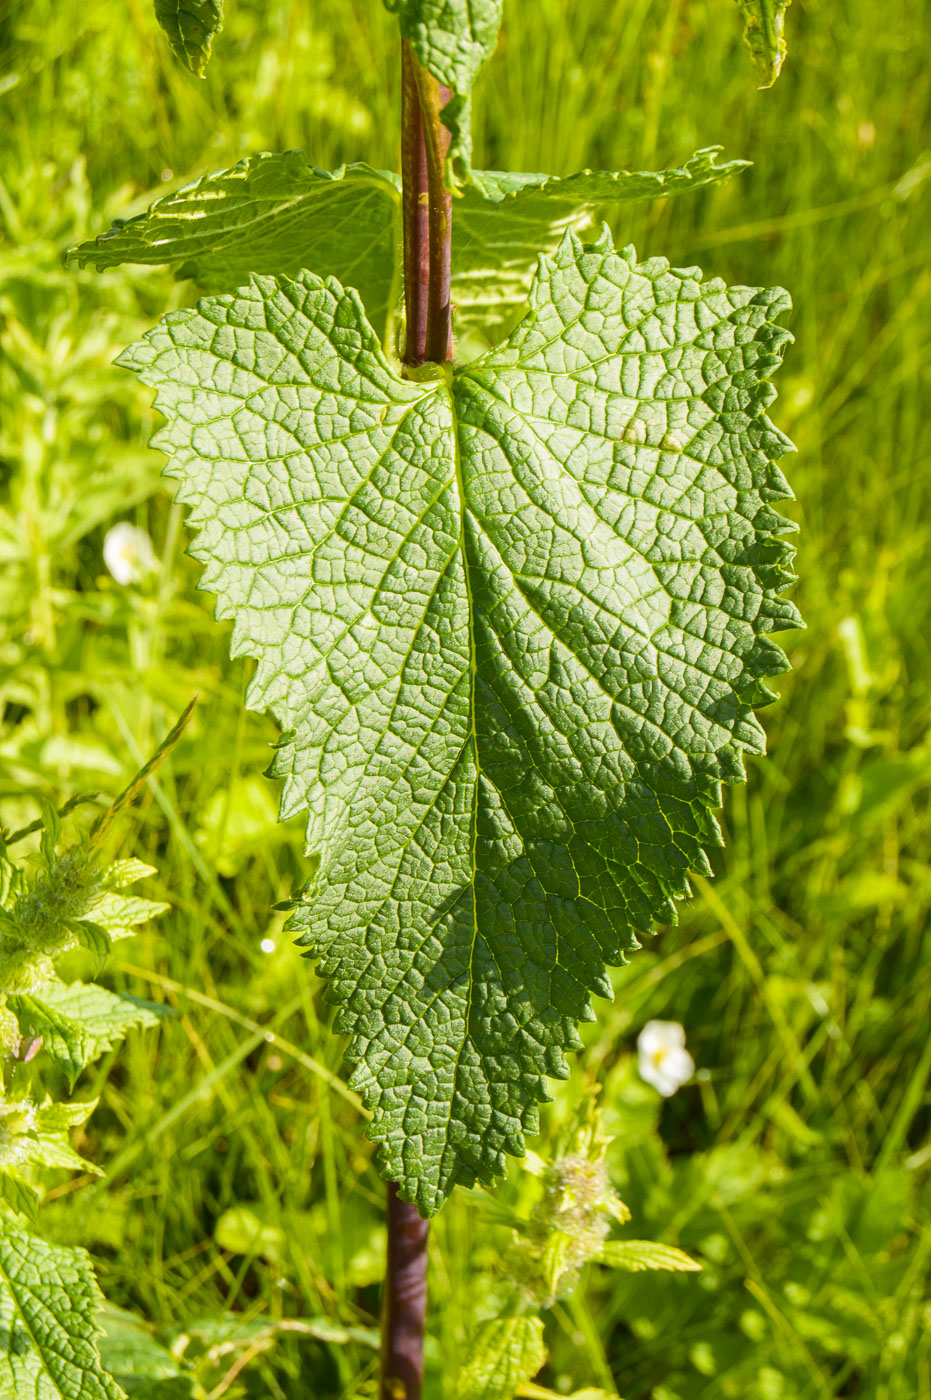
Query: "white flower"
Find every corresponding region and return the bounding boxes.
[637,1020,695,1097]
[103,522,157,584]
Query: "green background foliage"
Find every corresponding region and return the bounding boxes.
[0,0,929,1394]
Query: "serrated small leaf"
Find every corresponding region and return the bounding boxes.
[154,0,223,77]
[67,149,746,348]
[9,983,169,1088]
[0,1214,126,1399]
[23,1099,103,1177]
[456,1316,546,1400]
[598,1238,701,1272]
[0,1167,39,1222]
[8,993,92,1088]
[118,230,798,1214]
[734,0,791,87]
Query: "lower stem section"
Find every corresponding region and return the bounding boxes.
[380,1183,429,1399]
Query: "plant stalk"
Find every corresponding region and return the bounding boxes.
[380,1182,429,1399]
[382,44,452,1398]
[400,43,430,365]
[401,42,452,365]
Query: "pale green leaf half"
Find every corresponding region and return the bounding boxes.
[456,148,749,343]
[154,0,224,77]
[67,148,746,348]
[734,0,791,87]
[118,230,799,1214]
[0,1215,126,1399]
[9,982,169,1088]
[456,1317,546,1400]
[598,1238,702,1272]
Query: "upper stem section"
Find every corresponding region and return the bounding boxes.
[401,42,452,367]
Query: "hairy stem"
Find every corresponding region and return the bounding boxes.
[401,43,429,365]
[401,43,452,365]
[380,1182,429,1399]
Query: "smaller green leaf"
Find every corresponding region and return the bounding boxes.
[7,993,91,1088]
[154,0,224,78]
[9,982,170,1089]
[0,1168,39,1223]
[455,148,747,343]
[67,156,402,342]
[457,1317,546,1400]
[598,1239,701,1272]
[25,1099,103,1177]
[0,1214,126,1399]
[734,0,791,87]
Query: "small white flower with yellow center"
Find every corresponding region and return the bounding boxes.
[103,522,157,585]
[637,1020,695,1097]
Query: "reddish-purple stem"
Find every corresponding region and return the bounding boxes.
[401,44,430,365]
[383,43,454,1398]
[380,1182,429,1399]
[401,43,453,366]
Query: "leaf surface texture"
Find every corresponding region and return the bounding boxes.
[119,231,798,1213]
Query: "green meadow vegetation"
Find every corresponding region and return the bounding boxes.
[1,0,930,1396]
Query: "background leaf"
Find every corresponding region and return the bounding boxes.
[598,1239,701,1272]
[733,0,791,87]
[153,0,224,78]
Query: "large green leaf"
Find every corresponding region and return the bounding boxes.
[118,229,799,1215]
[0,1215,125,1399]
[153,0,224,77]
[68,148,746,349]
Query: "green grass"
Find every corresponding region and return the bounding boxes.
[1,0,930,1395]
